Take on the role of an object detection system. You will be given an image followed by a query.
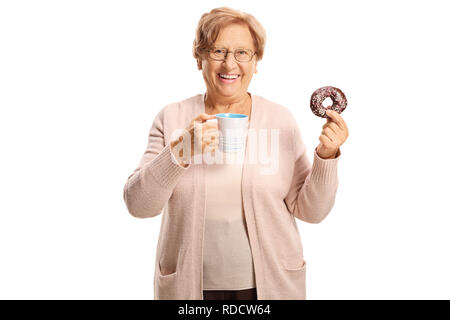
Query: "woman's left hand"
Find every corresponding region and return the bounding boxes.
[316,109,349,159]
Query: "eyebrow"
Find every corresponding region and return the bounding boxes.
[214,44,251,48]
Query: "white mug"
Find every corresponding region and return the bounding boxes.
[208,113,249,153]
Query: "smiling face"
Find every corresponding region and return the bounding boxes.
[201,23,258,101]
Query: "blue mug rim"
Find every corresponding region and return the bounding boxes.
[215,113,248,119]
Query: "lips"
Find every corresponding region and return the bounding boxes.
[217,73,240,83]
[218,73,240,79]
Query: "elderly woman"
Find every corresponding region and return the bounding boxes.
[123,7,348,300]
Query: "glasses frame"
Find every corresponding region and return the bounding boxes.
[205,47,257,62]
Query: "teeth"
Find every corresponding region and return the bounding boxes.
[219,74,239,79]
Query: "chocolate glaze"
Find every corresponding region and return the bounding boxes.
[310,86,347,118]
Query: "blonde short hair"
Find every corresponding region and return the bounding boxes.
[192,7,266,70]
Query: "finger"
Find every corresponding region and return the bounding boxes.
[326,129,338,142]
[326,110,346,131]
[209,138,219,148]
[327,109,348,132]
[203,128,220,141]
[204,120,218,130]
[322,127,336,142]
[319,134,333,146]
[322,122,340,135]
[196,113,216,122]
[204,134,220,150]
[325,117,348,142]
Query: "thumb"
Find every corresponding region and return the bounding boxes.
[197,113,216,122]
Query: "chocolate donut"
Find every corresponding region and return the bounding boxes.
[310,86,347,118]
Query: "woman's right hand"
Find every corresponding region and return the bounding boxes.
[170,113,219,167]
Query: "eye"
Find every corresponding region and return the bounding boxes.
[237,49,251,57]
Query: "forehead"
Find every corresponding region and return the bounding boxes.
[213,23,255,50]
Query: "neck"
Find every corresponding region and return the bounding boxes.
[205,92,250,114]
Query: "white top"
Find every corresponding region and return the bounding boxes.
[202,142,256,291]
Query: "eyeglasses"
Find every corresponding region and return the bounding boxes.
[205,47,256,62]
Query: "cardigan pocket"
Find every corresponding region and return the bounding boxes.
[283,254,306,272]
[158,258,178,278]
[158,247,185,277]
[156,247,186,300]
[282,254,307,299]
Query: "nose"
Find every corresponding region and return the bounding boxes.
[223,51,237,68]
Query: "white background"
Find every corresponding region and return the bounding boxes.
[1,0,449,299]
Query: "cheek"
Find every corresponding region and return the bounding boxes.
[242,71,254,82]
[208,68,220,81]
[243,65,256,79]
[202,67,216,82]
[202,59,211,70]
[202,61,214,75]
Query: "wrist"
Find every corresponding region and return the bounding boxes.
[316,146,338,159]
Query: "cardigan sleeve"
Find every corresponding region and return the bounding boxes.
[123,107,191,218]
[283,117,341,224]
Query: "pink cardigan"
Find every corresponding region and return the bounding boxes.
[123,93,341,300]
